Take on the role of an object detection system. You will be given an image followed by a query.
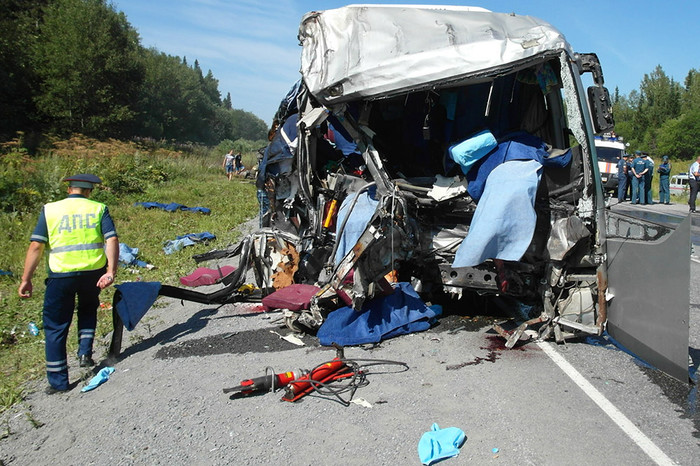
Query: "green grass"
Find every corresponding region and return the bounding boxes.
[0,138,258,411]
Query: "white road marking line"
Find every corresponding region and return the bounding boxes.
[536,341,676,466]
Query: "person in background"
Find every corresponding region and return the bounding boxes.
[234,151,244,174]
[657,155,672,205]
[223,149,235,181]
[630,150,647,204]
[617,153,629,202]
[18,174,119,394]
[625,154,633,200]
[643,152,654,204]
[688,155,700,213]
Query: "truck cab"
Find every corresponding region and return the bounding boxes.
[158,5,691,383]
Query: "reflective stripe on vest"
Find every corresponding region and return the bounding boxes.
[44,197,107,273]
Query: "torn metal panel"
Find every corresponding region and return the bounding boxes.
[606,214,691,382]
[300,6,573,104]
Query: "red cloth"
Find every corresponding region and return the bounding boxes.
[262,284,321,311]
[179,266,236,287]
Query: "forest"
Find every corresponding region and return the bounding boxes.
[612,66,700,158]
[1,0,699,158]
[0,0,268,147]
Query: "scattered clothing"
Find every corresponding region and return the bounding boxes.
[180,266,236,287]
[113,282,162,331]
[81,367,115,393]
[418,423,467,466]
[163,232,216,255]
[134,202,211,214]
[453,159,542,267]
[317,282,440,346]
[118,243,153,269]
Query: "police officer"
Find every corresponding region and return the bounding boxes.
[617,153,629,202]
[643,152,654,204]
[18,174,119,394]
[630,150,647,204]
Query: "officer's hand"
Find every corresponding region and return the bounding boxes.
[18,280,33,298]
[97,273,115,289]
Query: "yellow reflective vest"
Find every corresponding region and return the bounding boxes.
[44,197,107,273]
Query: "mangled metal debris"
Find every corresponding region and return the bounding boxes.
[112,5,690,382]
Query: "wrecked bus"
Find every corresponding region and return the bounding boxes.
[117,5,690,382]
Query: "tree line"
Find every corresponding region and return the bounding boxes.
[0,0,268,146]
[612,65,700,160]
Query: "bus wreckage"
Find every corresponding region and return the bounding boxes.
[115,5,691,382]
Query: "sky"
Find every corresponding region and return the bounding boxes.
[113,0,700,125]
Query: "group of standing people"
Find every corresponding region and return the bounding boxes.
[616,150,672,205]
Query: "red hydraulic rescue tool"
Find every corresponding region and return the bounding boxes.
[223,369,307,395]
[281,357,355,402]
[224,346,358,402]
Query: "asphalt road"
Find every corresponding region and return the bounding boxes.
[1,207,698,465]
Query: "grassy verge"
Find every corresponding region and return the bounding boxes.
[0,136,258,411]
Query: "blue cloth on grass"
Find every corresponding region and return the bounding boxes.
[449,129,497,175]
[418,423,467,465]
[334,188,379,265]
[81,367,115,393]
[114,282,162,331]
[134,202,210,214]
[317,282,439,346]
[163,232,216,255]
[466,131,571,201]
[453,159,542,267]
[118,243,149,268]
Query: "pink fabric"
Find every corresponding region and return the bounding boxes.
[262,284,321,311]
[179,266,236,287]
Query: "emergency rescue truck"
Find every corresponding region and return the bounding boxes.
[594,135,627,194]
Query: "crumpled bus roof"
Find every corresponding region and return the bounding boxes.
[299,5,574,104]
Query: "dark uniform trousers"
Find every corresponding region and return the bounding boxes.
[43,269,103,389]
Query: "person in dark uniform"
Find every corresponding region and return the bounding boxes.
[18,174,119,394]
[630,151,647,204]
[657,155,672,205]
[643,152,654,204]
[617,153,629,202]
[625,154,633,200]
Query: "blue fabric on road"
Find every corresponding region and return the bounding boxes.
[114,282,162,331]
[453,159,542,267]
[418,423,467,465]
[81,367,115,393]
[317,282,439,346]
[134,202,211,214]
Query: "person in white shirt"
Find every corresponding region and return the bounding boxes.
[688,156,700,213]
